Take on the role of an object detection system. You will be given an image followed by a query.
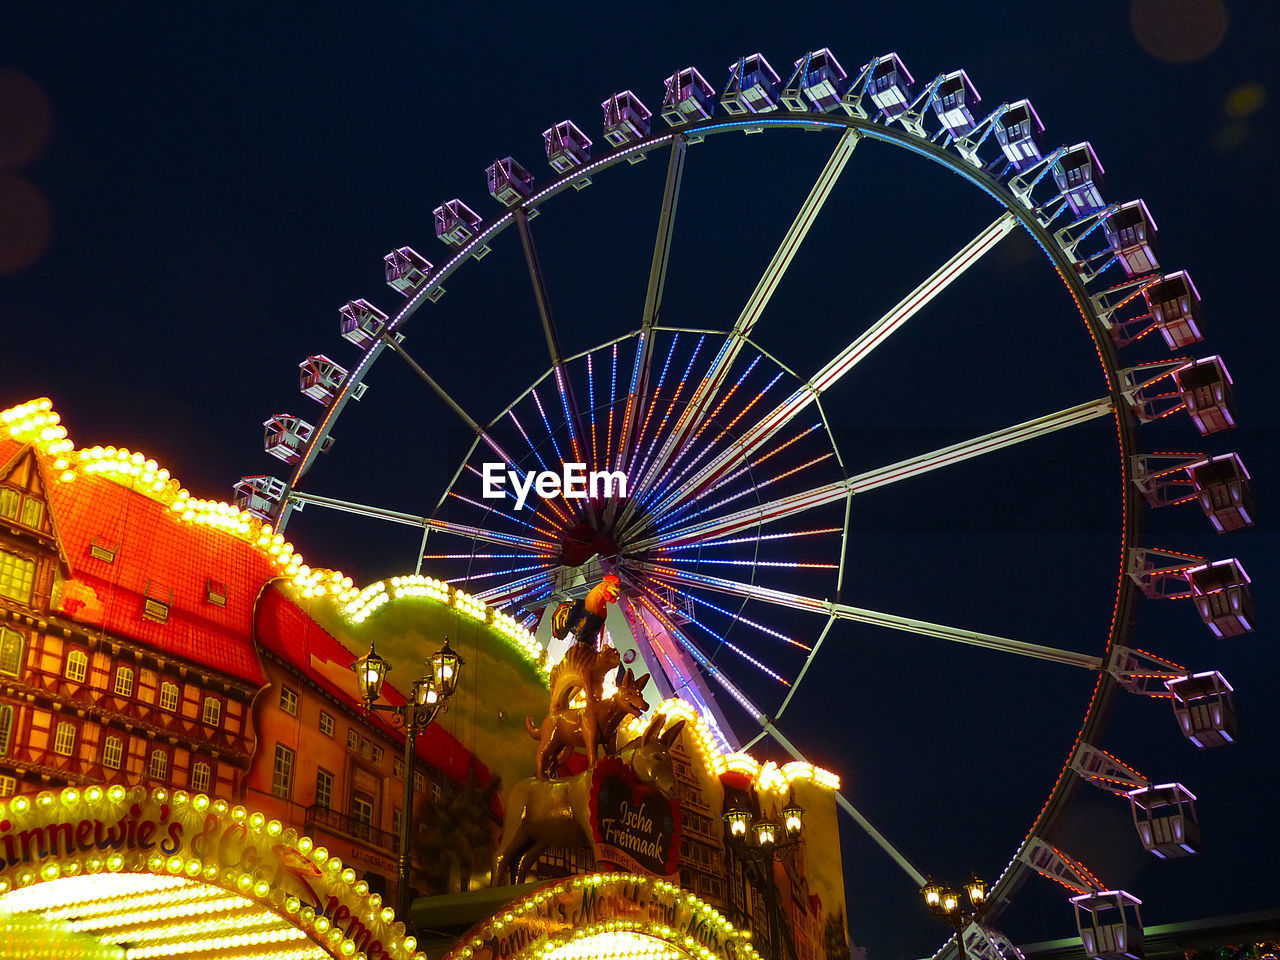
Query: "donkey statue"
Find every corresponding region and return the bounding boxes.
[493,714,686,885]
[525,666,651,778]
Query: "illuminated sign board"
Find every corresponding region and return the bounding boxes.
[0,787,421,960]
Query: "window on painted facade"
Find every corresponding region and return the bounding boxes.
[205,579,227,607]
[142,597,169,624]
[0,550,35,604]
[102,736,123,769]
[0,705,13,755]
[202,697,221,726]
[191,761,211,793]
[19,498,42,528]
[148,749,168,780]
[0,627,23,676]
[414,771,426,794]
[113,666,134,697]
[351,793,374,839]
[159,682,179,712]
[0,489,18,520]
[319,711,334,737]
[272,744,294,799]
[346,728,372,760]
[53,721,75,757]
[279,686,298,716]
[393,756,404,779]
[432,781,443,804]
[315,768,333,809]
[0,775,15,797]
[371,744,383,765]
[65,649,89,683]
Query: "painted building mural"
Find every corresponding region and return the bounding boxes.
[0,397,849,960]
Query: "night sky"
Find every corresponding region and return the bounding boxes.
[3,3,1276,959]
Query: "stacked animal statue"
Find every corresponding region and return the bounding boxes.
[493,715,686,885]
[526,644,637,779]
[525,665,651,778]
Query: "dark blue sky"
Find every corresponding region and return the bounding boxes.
[3,3,1276,959]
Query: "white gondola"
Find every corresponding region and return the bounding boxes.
[299,355,348,405]
[338,299,389,349]
[1143,270,1203,349]
[543,120,592,174]
[1187,557,1254,637]
[1165,670,1237,748]
[721,53,781,116]
[932,69,981,137]
[781,48,849,113]
[602,91,652,146]
[866,53,914,118]
[1127,783,1201,858]
[232,475,285,521]
[1191,453,1253,532]
[1071,890,1144,960]
[434,199,485,249]
[994,99,1045,171]
[660,67,716,128]
[1053,142,1106,217]
[383,246,434,297]
[263,415,332,465]
[1172,355,1236,435]
[487,157,535,207]
[1105,200,1160,277]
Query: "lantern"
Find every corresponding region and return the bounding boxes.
[431,638,464,698]
[351,646,389,703]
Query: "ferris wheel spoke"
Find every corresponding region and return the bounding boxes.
[637,397,1113,550]
[616,137,688,470]
[474,570,556,607]
[774,614,837,719]
[514,209,585,465]
[762,721,927,887]
[650,211,1019,519]
[646,129,863,486]
[423,518,555,552]
[379,333,515,464]
[636,562,1102,669]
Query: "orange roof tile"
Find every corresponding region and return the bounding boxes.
[3,436,269,685]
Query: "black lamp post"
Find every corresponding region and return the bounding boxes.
[351,637,464,918]
[723,791,806,960]
[922,874,988,960]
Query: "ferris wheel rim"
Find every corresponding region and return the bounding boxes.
[259,98,1150,937]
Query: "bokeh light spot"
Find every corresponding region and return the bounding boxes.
[0,69,54,169]
[1224,83,1266,118]
[0,173,53,274]
[1130,0,1228,63]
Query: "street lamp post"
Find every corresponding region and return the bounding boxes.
[351,637,464,919]
[723,792,806,960]
[921,874,988,960]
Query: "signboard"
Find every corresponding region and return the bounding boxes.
[589,756,680,877]
[0,786,419,960]
[447,873,760,960]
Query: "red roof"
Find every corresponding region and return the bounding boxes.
[2,438,269,685]
[254,585,494,789]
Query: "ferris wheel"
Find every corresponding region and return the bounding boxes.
[236,48,1255,958]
